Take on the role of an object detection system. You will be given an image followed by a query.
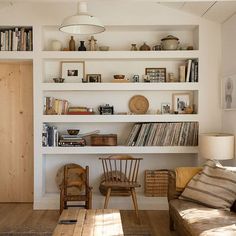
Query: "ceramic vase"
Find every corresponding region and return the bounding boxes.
[78,41,86,51]
[69,36,75,51]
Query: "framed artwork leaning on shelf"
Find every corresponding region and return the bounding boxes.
[222,74,236,110]
[61,61,85,83]
[145,68,166,82]
[86,74,102,83]
[172,93,191,114]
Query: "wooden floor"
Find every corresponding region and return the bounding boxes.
[0,204,177,236]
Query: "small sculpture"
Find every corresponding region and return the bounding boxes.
[88,36,97,51]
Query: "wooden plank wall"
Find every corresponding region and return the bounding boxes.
[0,61,33,202]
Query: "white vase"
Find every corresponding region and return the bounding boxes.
[51,40,62,51]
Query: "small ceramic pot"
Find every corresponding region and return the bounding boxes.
[161,35,179,50]
[51,40,62,51]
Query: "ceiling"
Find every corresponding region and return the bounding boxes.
[159,1,236,23]
[0,0,236,23]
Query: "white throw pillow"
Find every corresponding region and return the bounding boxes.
[180,160,236,210]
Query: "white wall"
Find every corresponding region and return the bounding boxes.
[222,13,236,165]
[0,1,222,209]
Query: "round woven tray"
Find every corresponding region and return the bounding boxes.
[129,95,149,114]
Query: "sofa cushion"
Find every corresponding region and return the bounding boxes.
[175,167,202,191]
[170,199,236,236]
[180,160,236,210]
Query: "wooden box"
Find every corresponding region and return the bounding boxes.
[145,169,168,197]
[90,134,117,146]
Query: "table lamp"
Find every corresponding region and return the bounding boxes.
[199,133,235,160]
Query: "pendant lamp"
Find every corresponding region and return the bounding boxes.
[60,1,105,35]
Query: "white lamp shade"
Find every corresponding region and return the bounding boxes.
[199,133,235,160]
[60,15,105,35]
[59,2,105,35]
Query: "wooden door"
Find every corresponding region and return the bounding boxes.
[0,62,33,202]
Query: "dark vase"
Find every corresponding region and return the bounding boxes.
[78,41,86,51]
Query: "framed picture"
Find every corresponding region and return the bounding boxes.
[145,68,166,82]
[61,61,85,83]
[161,103,171,114]
[172,93,191,113]
[222,74,236,110]
[86,74,102,83]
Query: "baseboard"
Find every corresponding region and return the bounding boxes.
[33,192,169,210]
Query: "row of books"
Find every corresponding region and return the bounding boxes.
[126,122,198,146]
[44,97,69,115]
[42,124,58,147]
[0,27,33,51]
[179,59,198,83]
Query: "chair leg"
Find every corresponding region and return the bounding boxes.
[131,188,140,224]
[60,190,64,214]
[87,190,92,209]
[169,214,175,231]
[104,187,111,209]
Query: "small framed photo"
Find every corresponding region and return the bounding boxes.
[145,68,166,83]
[61,61,85,83]
[172,93,191,113]
[222,74,236,110]
[86,74,102,83]
[161,103,171,114]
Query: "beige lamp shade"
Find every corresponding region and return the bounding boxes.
[199,133,235,160]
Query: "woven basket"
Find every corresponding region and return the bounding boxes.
[145,169,168,197]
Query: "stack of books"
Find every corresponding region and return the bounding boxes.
[179,59,198,82]
[44,97,69,115]
[42,124,58,147]
[59,134,86,147]
[0,27,33,51]
[126,122,198,146]
[68,107,94,115]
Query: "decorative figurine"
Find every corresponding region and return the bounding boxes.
[88,36,97,51]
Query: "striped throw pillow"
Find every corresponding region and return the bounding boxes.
[180,160,236,210]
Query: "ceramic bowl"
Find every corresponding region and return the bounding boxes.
[53,78,65,83]
[99,46,109,51]
[67,129,80,135]
[114,75,125,80]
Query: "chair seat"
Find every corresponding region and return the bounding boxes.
[101,181,141,188]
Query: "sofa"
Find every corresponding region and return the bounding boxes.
[168,169,236,236]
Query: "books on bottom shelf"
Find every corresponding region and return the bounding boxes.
[125,122,198,146]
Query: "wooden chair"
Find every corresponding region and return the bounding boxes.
[59,163,92,214]
[99,155,143,222]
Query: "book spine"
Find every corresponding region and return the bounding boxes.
[186,59,192,82]
[179,65,186,82]
[5,30,9,51]
[194,60,198,82]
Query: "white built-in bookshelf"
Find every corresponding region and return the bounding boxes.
[1,24,200,209]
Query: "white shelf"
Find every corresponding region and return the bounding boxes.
[42,146,198,154]
[41,50,199,60]
[0,51,34,60]
[41,82,199,91]
[42,114,199,123]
